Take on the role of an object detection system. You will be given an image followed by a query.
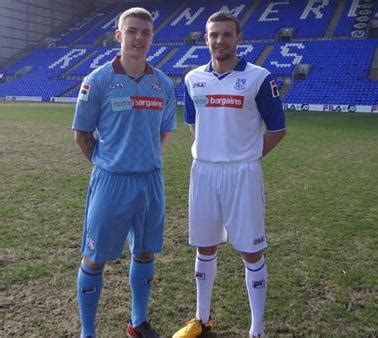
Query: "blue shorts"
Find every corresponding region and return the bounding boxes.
[81,166,165,263]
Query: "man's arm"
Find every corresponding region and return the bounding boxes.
[161,131,172,148]
[74,130,96,162]
[262,130,286,157]
[188,124,195,138]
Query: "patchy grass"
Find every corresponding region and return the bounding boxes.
[0,103,377,337]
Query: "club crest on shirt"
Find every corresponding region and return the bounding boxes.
[152,81,161,92]
[234,78,247,90]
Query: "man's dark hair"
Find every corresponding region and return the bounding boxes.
[206,11,241,35]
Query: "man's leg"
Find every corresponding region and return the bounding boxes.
[129,253,155,327]
[173,161,222,337]
[172,246,217,338]
[77,257,105,338]
[242,251,267,338]
[195,246,217,323]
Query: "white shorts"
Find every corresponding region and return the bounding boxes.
[189,160,268,253]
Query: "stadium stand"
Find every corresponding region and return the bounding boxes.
[160,43,264,76]
[242,0,338,39]
[279,39,377,105]
[0,48,86,100]
[65,44,171,78]
[334,0,378,38]
[154,0,250,42]
[0,0,377,112]
[57,13,108,46]
[58,2,184,46]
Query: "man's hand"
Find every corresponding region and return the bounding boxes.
[161,131,172,148]
[74,130,96,162]
[262,130,286,157]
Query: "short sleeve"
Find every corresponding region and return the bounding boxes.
[184,81,196,124]
[161,78,177,131]
[72,74,101,132]
[256,74,286,132]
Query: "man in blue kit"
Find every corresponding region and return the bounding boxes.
[72,7,176,338]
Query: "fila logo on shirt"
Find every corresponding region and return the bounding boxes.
[111,96,163,111]
[193,82,206,88]
[193,95,244,108]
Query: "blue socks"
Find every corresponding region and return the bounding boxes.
[77,257,154,335]
[77,261,103,338]
[129,257,155,327]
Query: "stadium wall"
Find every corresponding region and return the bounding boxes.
[283,103,378,114]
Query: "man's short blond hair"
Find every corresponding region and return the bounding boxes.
[117,7,153,30]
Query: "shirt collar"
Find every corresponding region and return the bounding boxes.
[112,55,154,75]
[204,58,247,73]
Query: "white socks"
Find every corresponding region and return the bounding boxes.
[244,257,267,337]
[195,252,217,323]
[194,252,266,336]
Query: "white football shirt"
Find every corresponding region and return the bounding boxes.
[184,58,285,162]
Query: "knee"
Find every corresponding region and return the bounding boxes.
[82,256,105,270]
[198,246,217,256]
[241,251,264,263]
[134,253,155,262]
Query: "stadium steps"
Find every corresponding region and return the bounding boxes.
[56,49,99,97]
[154,1,191,36]
[369,47,378,80]
[156,47,179,68]
[240,0,261,27]
[279,77,292,98]
[255,45,274,66]
[59,50,99,79]
[61,82,81,98]
[68,11,116,47]
[324,0,347,38]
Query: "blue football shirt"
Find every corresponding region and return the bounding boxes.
[73,55,176,173]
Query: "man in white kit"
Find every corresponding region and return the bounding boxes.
[173,11,286,338]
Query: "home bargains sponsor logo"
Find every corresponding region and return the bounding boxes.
[193,95,244,108]
[111,96,163,111]
[132,96,163,110]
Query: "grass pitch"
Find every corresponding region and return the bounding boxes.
[0,102,377,337]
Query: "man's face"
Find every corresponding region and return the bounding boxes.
[115,16,153,58]
[205,20,241,62]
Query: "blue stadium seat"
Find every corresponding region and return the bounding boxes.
[242,0,337,39]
